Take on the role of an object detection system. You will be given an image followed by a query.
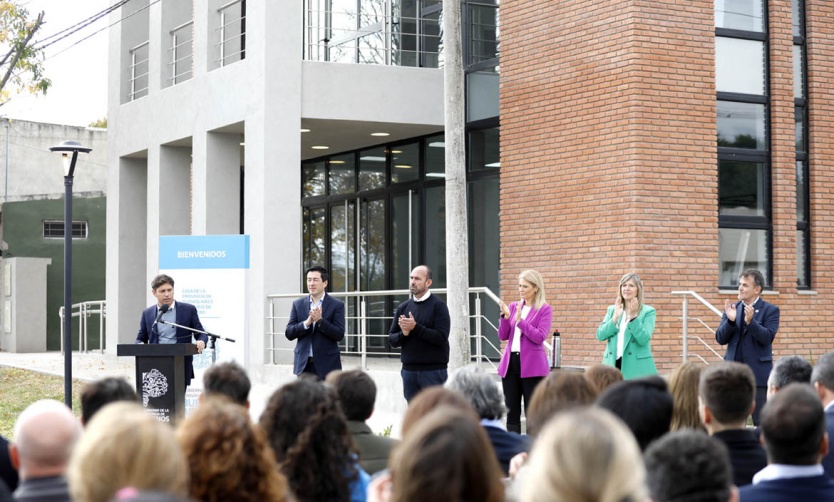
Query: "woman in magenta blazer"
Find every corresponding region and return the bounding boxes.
[497,269,553,433]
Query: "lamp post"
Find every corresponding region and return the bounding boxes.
[49,140,91,407]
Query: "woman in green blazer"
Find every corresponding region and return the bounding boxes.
[596,273,658,379]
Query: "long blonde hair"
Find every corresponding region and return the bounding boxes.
[618,272,645,313]
[519,269,547,309]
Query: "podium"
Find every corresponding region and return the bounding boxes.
[117,343,197,422]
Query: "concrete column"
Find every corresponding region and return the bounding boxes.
[202,131,241,235]
[159,144,192,236]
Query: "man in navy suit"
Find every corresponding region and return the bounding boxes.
[136,274,208,386]
[715,268,779,426]
[285,266,345,380]
[811,351,834,479]
[739,384,834,501]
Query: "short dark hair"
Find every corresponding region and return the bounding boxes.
[306,266,329,283]
[325,369,376,421]
[596,376,673,451]
[769,355,812,390]
[699,362,756,424]
[760,383,825,465]
[740,268,765,291]
[151,274,174,291]
[80,377,138,424]
[811,351,834,391]
[644,430,733,502]
[202,362,251,406]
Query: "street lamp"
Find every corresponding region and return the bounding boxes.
[49,140,91,407]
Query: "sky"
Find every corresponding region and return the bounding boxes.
[2,0,110,127]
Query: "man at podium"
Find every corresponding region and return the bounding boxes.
[136,274,208,386]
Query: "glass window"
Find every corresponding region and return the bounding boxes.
[330,202,355,292]
[470,127,500,170]
[792,0,802,37]
[716,37,765,95]
[795,160,806,222]
[468,2,499,65]
[424,186,446,287]
[329,155,356,195]
[717,101,766,149]
[797,229,808,287]
[391,143,420,183]
[425,134,446,179]
[303,206,327,273]
[795,106,805,152]
[719,160,766,217]
[718,228,769,287]
[391,191,420,289]
[359,147,387,191]
[793,45,804,99]
[715,0,764,31]
[303,162,325,198]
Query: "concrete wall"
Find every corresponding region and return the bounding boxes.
[0,257,51,352]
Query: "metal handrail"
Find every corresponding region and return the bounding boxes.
[217,0,246,68]
[59,301,106,354]
[169,21,194,85]
[128,40,150,100]
[266,287,509,370]
[671,291,724,363]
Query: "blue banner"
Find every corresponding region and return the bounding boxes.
[159,235,250,269]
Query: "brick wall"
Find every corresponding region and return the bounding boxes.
[499,0,833,374]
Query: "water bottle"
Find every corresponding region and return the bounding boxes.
[551,330,561,368]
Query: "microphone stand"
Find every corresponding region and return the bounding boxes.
[158,320,236,365]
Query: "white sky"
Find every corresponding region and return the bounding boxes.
[2,0,110,127]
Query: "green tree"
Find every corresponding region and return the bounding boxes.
[0,2,50,106]
[88,116,107,128]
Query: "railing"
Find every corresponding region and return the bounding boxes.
[215,0,246,68]
[303,0,443,67]
[128,41,150,101]
[671,291,724,364]
[266,287,521,370]
[59,301,106,354]
[169,20,194,85]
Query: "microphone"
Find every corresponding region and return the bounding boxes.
[153,303,170,327]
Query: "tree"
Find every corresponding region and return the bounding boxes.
[88,116,107,128]
[0,2,50,106]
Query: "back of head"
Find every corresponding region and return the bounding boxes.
[596,376,673,451]
[521,407,645,502]
[769,355,813,391]
[325,369,377,422]
[526,371,597,437]
[202,361,251,406]
[13,399,82,477]
[178,398,288,502]
[668,362,705,431]
[760,383,825,465]
[585,364,624,394]
[401,387,478,437]
[81,377,138,424]
[699,362,755,426]
[812,351,834,391]
[390,406,504,502]
[445,365,506,421]
[68,402,189,502]
[644,430,733,502]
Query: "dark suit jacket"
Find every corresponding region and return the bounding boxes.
[0,435,17,492]
[739,474,834,501]
[483,425,530,476]
[135,301,208,384]
[12,475,72,502]
[712,429,768,486]
[715,298,779,386]
[347,421,398,476]
[823,408,834,478]
[285,293,345,379]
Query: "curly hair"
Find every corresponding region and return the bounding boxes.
[259,380,358,502]
[178,398,288,502]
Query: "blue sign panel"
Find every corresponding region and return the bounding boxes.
[159,235,250,269]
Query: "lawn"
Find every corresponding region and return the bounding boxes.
[0,366,84,438]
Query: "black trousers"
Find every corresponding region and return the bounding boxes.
[502,352,543,432]
[752,385,766,426]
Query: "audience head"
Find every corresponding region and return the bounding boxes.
[668,362,706,432]
[445,365,506,421]
[325,369,377,422]
[585,364,624,394]
[521,407,645,502]
[387,406,504,502]
[10,399,82,479]
[596,375,673,451]
[401,386,478,437]
[698,362,756,431]
[767,355,812,398]
[811,351,834,404]
[644,430,736,502]
[201,361,251,407]
[258,379,358,502]
[760,383,827,466]
[68,402,189,502]
[80,377,138,425]
[178,398,288,502]
[526,371,597,437]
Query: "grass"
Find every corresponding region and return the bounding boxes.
[0,366,84,438]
